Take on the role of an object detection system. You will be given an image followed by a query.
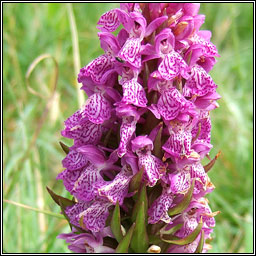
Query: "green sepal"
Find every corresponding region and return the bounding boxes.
[131,184,148,223]
[131,202,149,253]
[195,230,205,253]
[204,151,221,172]
[115,223,135,253]
[161,217,203,245]
[46,186,75,208]
[161,223,183,237]
[111,201,123,243]
[129,167,144,193]
[168,179,195,216]
[59,141,70,154]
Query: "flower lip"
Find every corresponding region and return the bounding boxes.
[115,103,140,120]
[131,135,154,153]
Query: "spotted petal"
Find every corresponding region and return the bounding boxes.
[157,87,195,121]
[82,93,111,124]
[183,64,217,97]
[79,200,112,232]
[62,149,88,171]
[56,168,84,193]
[193,35,220,57]
[72,164,105,202]
[158,51,189,81]
[138,154,162,187]
[118,38,141,68]
[65,201,91,228]
[189,162,207,195]
[169,169,191,194]
[148,191,174,224]
[162,129,193,159]
[122,79,148,107]
[97,9,120,32]
[78,54,114,85]
[62,119,103,146]
[117,117,137,157]
[191,113,211,144]
[98,165,132,205]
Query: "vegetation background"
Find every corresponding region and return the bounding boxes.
[3,3,253,253]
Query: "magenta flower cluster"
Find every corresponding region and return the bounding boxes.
[56,3,220,253]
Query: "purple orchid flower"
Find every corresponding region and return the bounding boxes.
[51,3,221,253]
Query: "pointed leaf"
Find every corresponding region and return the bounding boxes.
[46,186,75,208]
[111,201,123,243]
[161,223,183,236]
[115,223,135,253]
[58,199,73,231]
[59,141,70,154]
[131,202,149,252]
[195,230,205,253]
[161,217,203,245]
[168,179,195,216]
[131,184,148,222]
[129,167,144,193]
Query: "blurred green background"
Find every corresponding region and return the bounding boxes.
[3,3,253,253]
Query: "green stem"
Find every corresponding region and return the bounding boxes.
[67,3,86,106]
[3,199,65,219]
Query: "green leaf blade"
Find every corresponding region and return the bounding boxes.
[161,217,203,245]
[168,179,195,216]
[131,184,148,223]
[115,223,135,253]
[46,186,75,209]
[195,230,205,253]
[110,201,123,243]
[131,201,149,253]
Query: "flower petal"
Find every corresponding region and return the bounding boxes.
[162,129,192,159]
[65,201,91,228]
[98,165,132,205]
[62,149,88,171]
[158,52,189,81]
[79,200,112,232]
[78,54,114,85]
[76,145,106,168]
[169,169,191,194]
[145,16,168,37]
[118,38,141,68]
[82,93,111,124]
[157,87,195,121]
[97,9,120,32]
[189,162,207,195]
[138,154,161,187]
[148,191,174,224]
[72,164,104,201]
[62,119,103,146]
[131,135,153,153]
[183,64,217,97]
[122,79,148,107]
[57,168,84,193]
[118,117,137,157]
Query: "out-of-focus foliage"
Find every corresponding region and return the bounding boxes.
[3,3,253,253]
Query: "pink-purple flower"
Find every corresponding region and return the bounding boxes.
[50,3,221,253]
